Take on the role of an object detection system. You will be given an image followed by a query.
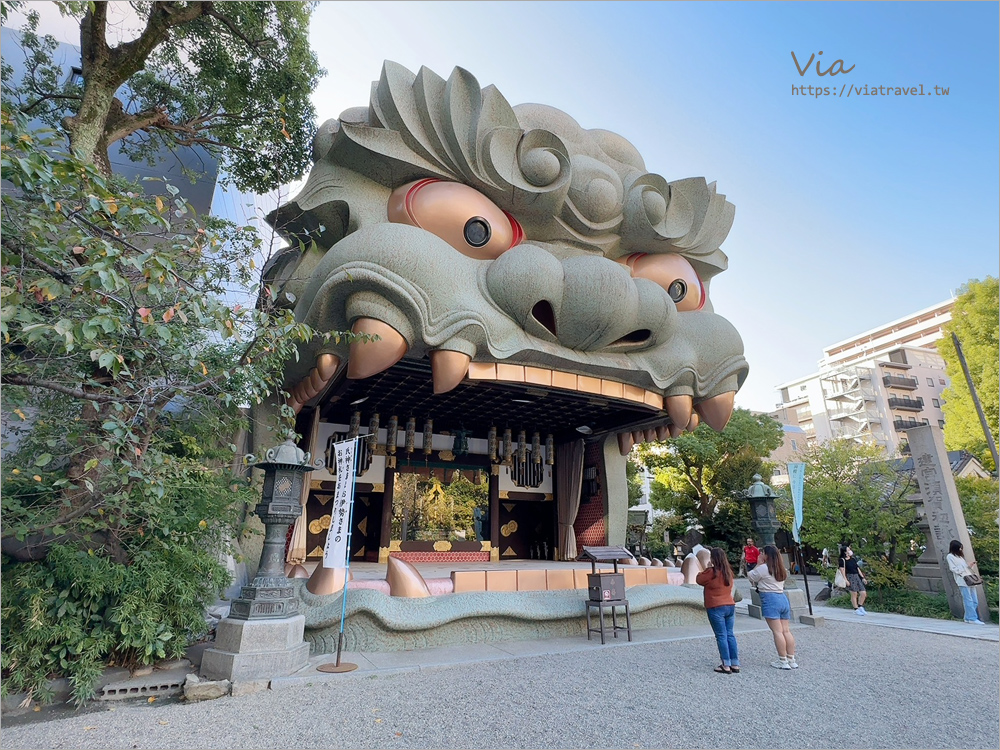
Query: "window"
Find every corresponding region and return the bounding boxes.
[938,420,946,429]
[791,439,799,451]
[932,398,940,408]
[939,378,946,385]
[927,378,934,386]
[921,418,929,425]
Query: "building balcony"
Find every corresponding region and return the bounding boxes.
[888,396,924,411]
[883,374,918,390]
[893,418,924,431]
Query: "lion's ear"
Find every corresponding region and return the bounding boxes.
[266,199,350,251]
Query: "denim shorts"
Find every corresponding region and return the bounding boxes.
[759,591,790,620]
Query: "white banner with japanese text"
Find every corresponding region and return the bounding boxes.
[322,438,358,569]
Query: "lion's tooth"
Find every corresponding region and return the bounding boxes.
[430,350,471,394]
[666,395,693,433]
[655,425,670,441]
[347,318,408,379]
[644,428,657,443]
[695,392,735,432]
[316,353,340,380]
[617,432,634,456]
[686,412,700,432]
[668,424,684,438]
[632,430,645,445]
[308,368,325,394]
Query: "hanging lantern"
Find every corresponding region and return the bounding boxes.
[368,412,380,452]
[348,411,361,439]
[503,428,512,464]
[385,415,398,455]
[405,417,416,453]
[532,432,542,464]
[545,434,555,465]
[423,419,434,455]
[517,430,527,464]
[487,425,497,462]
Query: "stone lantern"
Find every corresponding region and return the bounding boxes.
[200,438,314,683]
[229,438,315,620]
[740,474,782,548]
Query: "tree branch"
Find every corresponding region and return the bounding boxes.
[1,373,121,403]
[1,235,75,284]
[203,5,277,61]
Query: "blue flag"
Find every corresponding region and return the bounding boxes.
[788,462,805,544]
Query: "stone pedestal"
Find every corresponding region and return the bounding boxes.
[748,589,809,622]
[200,615,310,682]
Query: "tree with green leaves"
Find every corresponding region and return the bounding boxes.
[798,439,921,588]
[936,277,999,472]
[955,475,999,576]
[2,1,322,188]
[636,409,784,524]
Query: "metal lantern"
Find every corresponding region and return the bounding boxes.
[488,425,497,462]
[531,432,542,464]
[348,410,361,439]
[367,412,380,452]
[517,430,527,464]
[405,417,416,453]
[545,434,555,466]
[738,473,783,547]
[230,438,314,620]
[385,415,398,455]
[423,419,434,455]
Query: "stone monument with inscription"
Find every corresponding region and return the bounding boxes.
[906,425,989,623]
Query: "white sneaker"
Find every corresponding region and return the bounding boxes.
[855,607,866,615]
[972,620,987,626]
[787,657,799,669]
[771,659,792,670]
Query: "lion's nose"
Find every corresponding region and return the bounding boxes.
[485,245,672,351]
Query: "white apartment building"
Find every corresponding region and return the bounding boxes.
[770,299,954,457]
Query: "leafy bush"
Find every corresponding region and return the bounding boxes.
[826,587,953,619]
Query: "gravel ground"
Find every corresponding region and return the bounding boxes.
[1,620,997,750]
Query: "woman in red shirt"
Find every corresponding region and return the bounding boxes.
[696,547,740,674]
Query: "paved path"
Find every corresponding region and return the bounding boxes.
[2,589,997,750]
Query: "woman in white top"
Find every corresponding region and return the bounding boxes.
[747,545,798,670]
[946,539,985,625]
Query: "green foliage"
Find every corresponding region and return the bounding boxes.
[937,277,999,472]
[636,409,783,525]
[1,537,232,706]
[825,587,954,619]
[700,500,754,563]
[625,457,645,504]
[2,1,323,191]
[955,476,1000,575]
[798,439,922,579]
[0,105,343,703]
[643,513,687,561]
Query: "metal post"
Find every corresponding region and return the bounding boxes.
[796,543,813,616]
[951,333,999,470]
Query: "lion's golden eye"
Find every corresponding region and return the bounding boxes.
[387,179,522,259]
[617,252,704,312]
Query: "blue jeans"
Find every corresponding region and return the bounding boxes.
[706,605,739,666]
[960,586,980,622]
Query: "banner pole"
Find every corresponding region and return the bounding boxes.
[317,436,361,674]
[335,436,361,667]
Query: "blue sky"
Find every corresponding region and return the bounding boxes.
[17,1,1000,413]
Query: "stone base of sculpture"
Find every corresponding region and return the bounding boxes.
[200,615,310,682]
[747,588,809,622]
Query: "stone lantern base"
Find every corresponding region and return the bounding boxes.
[200,615,310,682]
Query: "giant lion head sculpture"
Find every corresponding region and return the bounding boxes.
[265,62,747,445]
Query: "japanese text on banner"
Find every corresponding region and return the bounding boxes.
[322,438,357,569]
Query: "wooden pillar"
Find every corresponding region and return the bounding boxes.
[489,468,500,561]
[379,463,395,563]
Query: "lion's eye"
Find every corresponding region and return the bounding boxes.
[666,279,687,304]
[388,179,522,259]
[617,252,704,312]
[464,217,491,247]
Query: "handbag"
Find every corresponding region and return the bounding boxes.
[732,583,743,603]
[834,569,849,589]
[963,573,983,587]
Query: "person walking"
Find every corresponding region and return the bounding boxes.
[838,544,868,615]
[748,545,798,670]
[743,538,760,572]
[696,547,740,674]
[946,540,986,625]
